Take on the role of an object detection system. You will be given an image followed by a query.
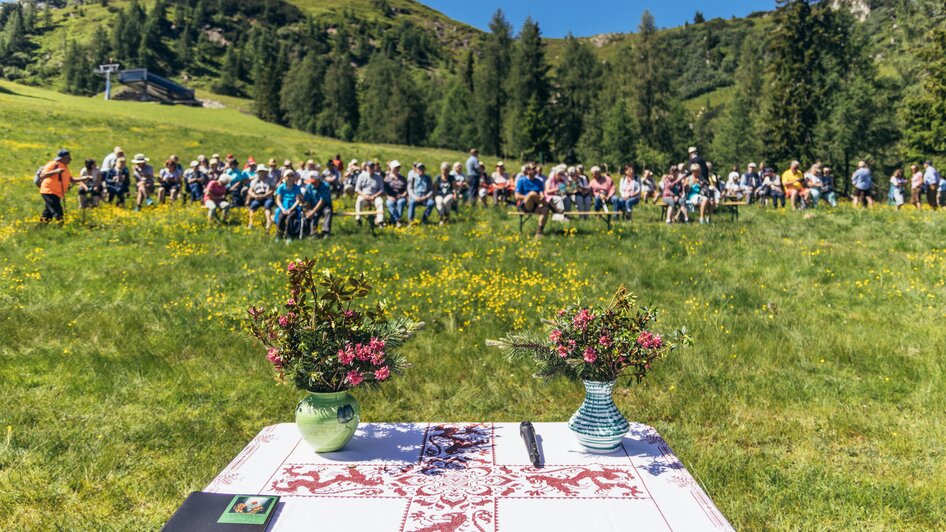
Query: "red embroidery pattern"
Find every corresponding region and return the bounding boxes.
[266,424,649,531]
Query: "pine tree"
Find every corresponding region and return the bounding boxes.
[601,98,638,170]
[712,38,763,167]
[253,28,282,123]
[317,30,359,141]
[280,52,326,133]
[903,0,946,158]
[505,17,551,161]
[214,46,241,96]
[473,9,513,156]
[553,35,601,162]
[430,73,477,150]
[632,10,684,163]
[761,0,821,164]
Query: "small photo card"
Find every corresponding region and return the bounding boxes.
[217,495,279,525]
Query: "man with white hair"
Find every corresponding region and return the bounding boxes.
[355,161,385,226]
[851,160,874,208]
[101,146,123,172]
[740,162,762,203]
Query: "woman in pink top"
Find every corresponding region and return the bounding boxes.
[544,166,568,214]
[588,166,616,212]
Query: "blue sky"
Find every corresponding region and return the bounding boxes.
[419,1,776,38]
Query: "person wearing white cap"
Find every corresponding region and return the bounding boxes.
[740,163,761,203]
[687,147,709,185]
[132,153,155,211]
[342,160,360,198]
[247,165,276,230]
[354,161,385,225]
[384,161,408,227]
[183,160,206,205]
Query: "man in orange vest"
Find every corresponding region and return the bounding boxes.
[38,149,77,224]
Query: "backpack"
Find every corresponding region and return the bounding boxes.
[33,166,44,187]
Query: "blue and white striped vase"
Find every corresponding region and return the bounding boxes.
[568,380,630,453]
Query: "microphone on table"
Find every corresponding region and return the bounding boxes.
[520,421,542,467]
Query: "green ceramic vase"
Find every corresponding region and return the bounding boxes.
[295,390,360,452]
[567,380,630,453]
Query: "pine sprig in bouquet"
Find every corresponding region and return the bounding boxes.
[248,259,423,392]
[488,288,688,384]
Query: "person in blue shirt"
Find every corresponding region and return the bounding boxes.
[274,171,303,239]
[739,163,762,203]
[851,160,874,209]
[408,163,435,223]
[515,163,550,237]
[223,159,248,207]
[303,172,333,238]
[924,160,941,209]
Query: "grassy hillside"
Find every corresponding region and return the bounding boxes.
[1,80,946,530]
[0,80,474,206]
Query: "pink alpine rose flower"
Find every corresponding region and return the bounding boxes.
[374,366,390,381]
[346,370,364,386]
[572,309,594,332]
[583,347,597,364]
[549,329,562,343]
[598,335,613,347]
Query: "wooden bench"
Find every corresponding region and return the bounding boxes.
[508,211,622,232]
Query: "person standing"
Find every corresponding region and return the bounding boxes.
[851,160,874,209]
[465,148,481,207]
[687,147,709,183]
[910,164,924,210]
[820,167,838,208]
[888,168,906,210]
[924,160,941,209]
[38,149,76,224]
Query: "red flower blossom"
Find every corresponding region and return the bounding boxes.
[598,335,613,347]
[374,366,390,381]
[346,370,364,386]
[572,309,594,332]
[549,329,562,343]
[583,347,597,364]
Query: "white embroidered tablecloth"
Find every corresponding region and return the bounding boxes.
[206,422,732,531]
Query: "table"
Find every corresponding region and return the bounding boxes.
[206,422,732,531]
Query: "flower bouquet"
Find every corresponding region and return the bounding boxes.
[488,288,687,452]
[248,259,422,452]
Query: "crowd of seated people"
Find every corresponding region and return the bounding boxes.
[35,145,945,238]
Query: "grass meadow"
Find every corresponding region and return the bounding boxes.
[1,81,945,530]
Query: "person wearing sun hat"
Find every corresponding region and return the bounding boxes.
[131,153,155,211]
[247,164,276,231]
